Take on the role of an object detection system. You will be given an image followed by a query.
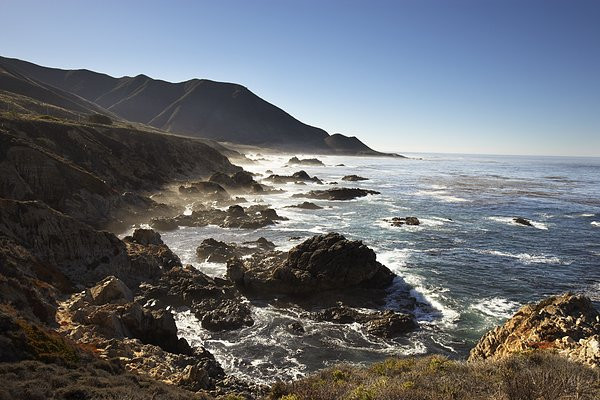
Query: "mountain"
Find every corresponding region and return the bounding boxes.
[0,56,399,156]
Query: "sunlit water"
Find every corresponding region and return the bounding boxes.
[157,153,600,383]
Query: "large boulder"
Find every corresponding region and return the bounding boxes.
[469,293,600,368]
[227,233,395,295]
[342,175,368,181]
[89,276,133,305]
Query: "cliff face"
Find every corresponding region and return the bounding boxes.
[0,115,239,227]
[469,293,600,368]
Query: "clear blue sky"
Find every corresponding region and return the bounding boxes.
[2,0,599,156]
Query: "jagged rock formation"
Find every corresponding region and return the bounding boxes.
[150,204,287,231]
[227,233,395,295]
[469,293,600,368]
[286,201,323,210]
[342,175,368,181]
[264,170,323,185]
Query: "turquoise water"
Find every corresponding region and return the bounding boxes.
[161,153,600,382]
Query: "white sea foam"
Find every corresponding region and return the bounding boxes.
[592,221,600,227]
[378,249,460,327]
[488,216,548,230]
[474,249,565,265]
[414,190,469,203]
[471,297,520,319]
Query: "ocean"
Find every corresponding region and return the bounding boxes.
[159,153,600,383]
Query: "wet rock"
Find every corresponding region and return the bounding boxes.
[513,217,533,226]
[387,216,420,226]
[200,299,254,331]
[342,175,368,181]
[287,321,305,334]
[469,293,600,367]
[265,170,323,184]
[196,238,252,263]
[313,306,418,338]
[285,201,323,210]
[227,232,395,295]
[365,310,419,338]
[287,156,325,166]
[293,188,380,201]
[150,204,285,231]
[243,237,276,250]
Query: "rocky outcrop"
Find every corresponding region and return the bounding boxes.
[469,293,600,368]
[286,201,323,210]
[209,171,259,191]
[314,306,417,338]
[196,237,275,263]
[178,181,230,201]
[287,157,325,166]
[138,265,254,332]
[386,216,421,226]
[513,217,533,226]
[342,175,368,181]
[150,204,286,231]
[293,188,380,201]
[227,233,395,296]
[265,170,323,185]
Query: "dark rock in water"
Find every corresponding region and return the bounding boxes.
[329,181,338,185]
[287,321,305,334]
[227,232,395,295]
[388,216,421,226]
[265,170,323,184]
[243,237,276,250]
[150,204,285,231]
[513,217,533,226]
[285,201,323,210]
[336,164,345,167]
[342,175,368,181]
[196,237,273,263]
[231,171,257,187]
[138,265,254,333]
[365,310,419,338]
[287,156,325,166]
[293,188,380,201]
[265,170,273,174]
[313,306,418,338]
[200,299,254,331]
[196,238,245,263]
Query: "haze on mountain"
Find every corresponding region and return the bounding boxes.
[0,56,395,156]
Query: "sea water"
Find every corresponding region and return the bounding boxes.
[161,153,600,383]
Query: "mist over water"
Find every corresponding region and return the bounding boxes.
[161,153,600,383]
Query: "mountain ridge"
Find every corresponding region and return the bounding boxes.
[0,56,400,156]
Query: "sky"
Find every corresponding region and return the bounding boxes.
[2,0,599,156]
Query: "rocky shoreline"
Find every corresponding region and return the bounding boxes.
[1,114,599,399]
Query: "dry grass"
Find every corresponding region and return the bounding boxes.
[267,353,600,400]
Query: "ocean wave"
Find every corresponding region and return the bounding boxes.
[378,249,460,327]
[488,216,548,230]
[592,221,600,227]
[470,297,520,319]
[473,249,566,265]
[414,190,470,203]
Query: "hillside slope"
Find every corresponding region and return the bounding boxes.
[0,56,399,156]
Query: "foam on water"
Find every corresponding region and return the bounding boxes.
[473,249,566,265]
[592,221,600,227]
[414,189,469,203]
[470,297,521,319]
[488,216,548,230]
